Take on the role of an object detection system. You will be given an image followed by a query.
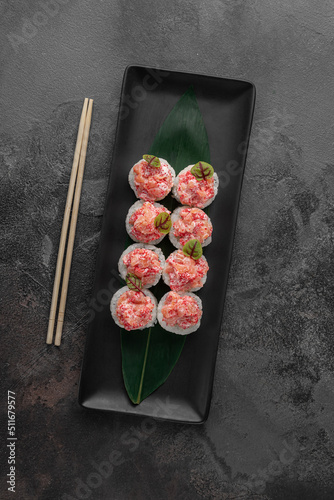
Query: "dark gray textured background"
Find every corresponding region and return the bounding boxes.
[1,1,334,499]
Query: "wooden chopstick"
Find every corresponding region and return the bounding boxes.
[54,98,94,346]
[46,98,89,344]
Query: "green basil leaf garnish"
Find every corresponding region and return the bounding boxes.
[143,154,161,168]
[182,239,203,260]
[190,161,214,180]
[154,212,171,234]
[126,273,143,292]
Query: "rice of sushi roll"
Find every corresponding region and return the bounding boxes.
[162,249,209,292]
[126,200,171,245]
[110,286,157,331]
[129,156,175,202]
[118,243,165,288]
[157,291,203,335]
[172,163,219,209]
[169,206,213,249]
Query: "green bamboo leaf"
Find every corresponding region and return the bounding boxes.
[154,212,172,234]
[149,86,210,174]
[121,86,210,404]
[191,161,214,180]
[142,154,161,168]
[121,325,186,404]
[182,239,203,260]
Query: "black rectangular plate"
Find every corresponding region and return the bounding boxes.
[78,65,256,423]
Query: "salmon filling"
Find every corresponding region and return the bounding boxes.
[129,202,170,243]
[133,159,173,201]
[161,291,202,330]
[116,290,154,331]
[123,248,162,286]
[165,250,209,292]
[177,170,214,208]
[173,208,212,246]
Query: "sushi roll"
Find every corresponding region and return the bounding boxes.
[162,247,209,292]
[157,291,203,335]
[110,286,157,331]
[172,162,219,208]
[129,155,175,202]
[126,200,171,245]
[118,243,165,288]
[169,206,213,249]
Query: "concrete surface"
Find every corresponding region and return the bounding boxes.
[1,1,334,499]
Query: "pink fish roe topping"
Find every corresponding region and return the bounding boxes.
[133,159,173,201]
[173,207,212,246]
[116,290,154,331]
[123,248,162,286]
[177,170,215,208]
[161,291,202,329]
[165,250,209,292]
[129,202,170,243]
